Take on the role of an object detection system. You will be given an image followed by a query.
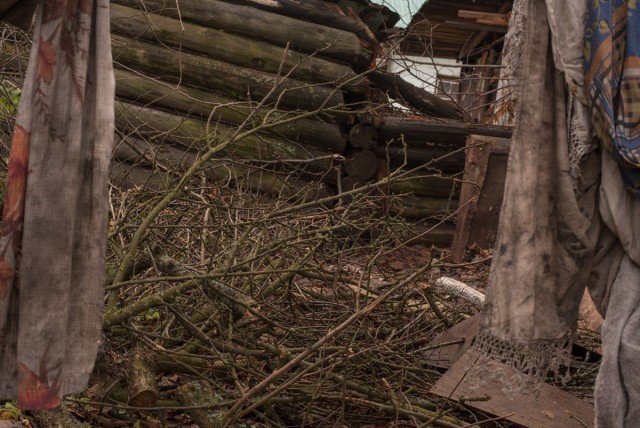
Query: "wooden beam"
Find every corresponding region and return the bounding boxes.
[458,10,509,26]
[114,69,348,153]
[111,35,345,111]
[112,0,368,64]
[379,116,513,143]
[110,3,366,93]
[368,71,465,120]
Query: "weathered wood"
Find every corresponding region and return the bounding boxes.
[452,135,509,262]
[114,69,348,152]
[348,123,378,149]
[343,150,377,180]
[431,351,595,428]
[127,347,158,407]
[111,35,344,111]
[386,173,459,198]
[374,144,465,172]
[368,70,465,119]
[175,381,227,428]
[112,136,334,200]
[112,0,368,64]
[115,101,335,174]
[110,4,366,94]
[219,0,379,46]
[379,115,513,143]
[422,314,481,369]
[110,161,168,190]
[458,10,510,26]
[395,221,455,246]
[392,196,458,219]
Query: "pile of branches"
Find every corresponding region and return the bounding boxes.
[82,170,480,427]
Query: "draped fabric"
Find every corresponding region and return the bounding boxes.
[470,0,640,424]
[585,0,640,199]
[468,0,601,391]
[0,0,115,409]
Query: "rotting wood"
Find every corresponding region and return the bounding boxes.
[392,195,458,220]
[368,70,465,119]
[374,144,466,172]
[111,35,345,112]
[112,0,368,64]
[421,313,481,369]
[348,123,378,149]
[114,100,336,174]
[127,346,159,407]
[379,116,513,143]
[114,68,348,152]
[386,173,459,198]
[218,0,379,47]
[110,4,367,94]
[343,150,377,180]
[431,351,595,428]
[452,135,509,262]
[112,136,335,200]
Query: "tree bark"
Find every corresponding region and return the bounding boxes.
[379,115,513,143]
[111,35,344,112]
[343,150,377,180]
[127,347,158,407]
[348,123,378,149]
[115,100,336,174]
[110,4,366,94]
[368,71,465,119]
[112,0,367,64]
[114,68,348,152]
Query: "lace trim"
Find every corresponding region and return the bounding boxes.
[567,93,593,193]
[465,330,573,396]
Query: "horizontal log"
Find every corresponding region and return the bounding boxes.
[112,137,334,200]
[110,161,169,190]
[391,196,459,220]
[114,69,348,152]
[374,144,465,172]
[110,4,366,93]
[386,173,459,198]
[112,35,344,111]
[115,100,336,174]
[219,0,380,47]
[112,0,368,64]
[343,150,377,180]
[368,71,465,119]
[348,123,378,149]
[379,116,513,143]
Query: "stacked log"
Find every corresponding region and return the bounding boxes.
[108,0,509,244]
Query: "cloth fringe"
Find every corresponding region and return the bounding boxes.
[466,330,573,396]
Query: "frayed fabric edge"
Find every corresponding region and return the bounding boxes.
[464,329,574,398]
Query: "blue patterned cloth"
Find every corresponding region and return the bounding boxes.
[585,0,640,199]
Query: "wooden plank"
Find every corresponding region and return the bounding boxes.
[423,314,480,369]
[458,10,509,26]
[451,135,493,262]
[431,351,595,428]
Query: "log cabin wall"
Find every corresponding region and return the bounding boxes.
[108,0,512,245]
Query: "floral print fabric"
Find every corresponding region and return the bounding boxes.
[0,0,115,409]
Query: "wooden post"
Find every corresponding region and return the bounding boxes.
[451,135,509,262]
